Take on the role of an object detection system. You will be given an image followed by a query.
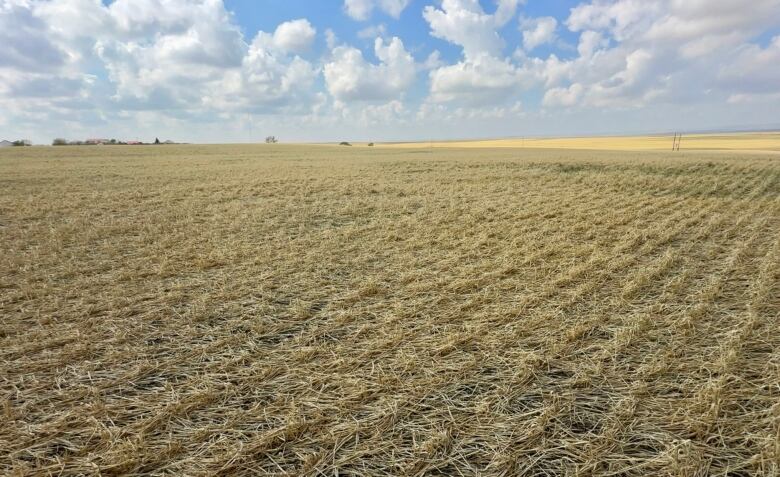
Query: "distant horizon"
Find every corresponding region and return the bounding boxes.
[5,127,780,148]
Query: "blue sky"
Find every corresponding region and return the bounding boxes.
[2,0,780,143]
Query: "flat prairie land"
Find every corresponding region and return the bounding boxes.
[380,131,780,151]
[1,144,779,476]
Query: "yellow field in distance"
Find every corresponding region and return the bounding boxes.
[367,131,780,152]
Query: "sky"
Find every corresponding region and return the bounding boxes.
[2,0,780,144]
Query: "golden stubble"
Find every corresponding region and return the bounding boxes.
[1,144,778,476]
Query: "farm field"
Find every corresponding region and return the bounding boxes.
[1,144,779,476]
[380,131,780,152]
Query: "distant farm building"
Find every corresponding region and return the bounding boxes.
[0,139,31,146]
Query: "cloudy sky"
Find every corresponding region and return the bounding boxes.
[3,0,780,143]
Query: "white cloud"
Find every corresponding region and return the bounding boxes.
[215,34,319,112]
[360,99,407,124]
[344,0,373,21]
[719,36,780,95]
[324,36,416,102]
[423,0,520,59]
[107,0,206,37]
[531,0,780,110]
[1,0,322,126]
[577,30,608,58]
[0,70,92,101]
[494,0,523,26]
[35,0,112,61]
[0,2,69,73]
[423,0,526,105]
[272,19,316,54]
[543,83,583,107]
[92,0,248,109]
[416,99,523,123]
[2,0,780,143]
[567,0,657,40]
[357,24,387,40]
[344,0,410,21]
[429,54,522,104]
[423,50,445,69]
[0,0,101,108]
[325,28,338,49]
[521,16,557,51]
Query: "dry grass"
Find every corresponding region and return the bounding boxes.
[379,131,780,152]
[1,144,779,476]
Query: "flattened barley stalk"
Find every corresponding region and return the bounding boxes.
[2,146,779,475]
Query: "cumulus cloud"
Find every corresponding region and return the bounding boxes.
[423,0,520,59]
[0,0,101,110]
[357,24,387,40]
[429,55,521,104]
[1,0,325,118]
[2,0,780,142]
[719,36,780,95]
[521,16,557,51]
[424,0,527,105]
[532,0,780,109]
[92,1,246,110]
[360,99,407,124]
[324,36,416,102]
[272,19,316,54]
[543,83,583,107]
[213,34,319,112]
[576,30,608,58]
[0,2,69,72]
[325,28,338,49]
[344,0,410,21]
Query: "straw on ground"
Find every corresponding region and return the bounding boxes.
[1,144,778,476]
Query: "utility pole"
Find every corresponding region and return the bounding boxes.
[672,132,681,151]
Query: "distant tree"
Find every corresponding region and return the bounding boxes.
[12,140,31,146]
[52,138,68,146]
[368,142,374,147]
[154,137,161,144]
[339,141,352,146]
[265,136,278,144]
[109,139,117,145]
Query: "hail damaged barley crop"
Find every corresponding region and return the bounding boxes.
[1,144,778,476]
